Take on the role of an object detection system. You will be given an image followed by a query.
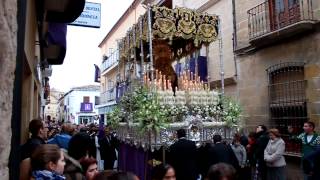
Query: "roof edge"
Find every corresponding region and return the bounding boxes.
[98,0,142,48]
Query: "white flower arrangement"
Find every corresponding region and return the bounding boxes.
[160,104,189,122]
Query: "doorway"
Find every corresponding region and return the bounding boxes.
[269,0,301,30]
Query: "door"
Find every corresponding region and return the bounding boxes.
[269,0,300,31]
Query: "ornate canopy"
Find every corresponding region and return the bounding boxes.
[118,6,219,62]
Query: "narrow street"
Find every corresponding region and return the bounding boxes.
[1,0,320,180]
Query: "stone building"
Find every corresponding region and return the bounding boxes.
[0,1,17,179]
[44,88,64,122]
[0,0,85,179]
[233,0,320,177]
[234,0,320,132]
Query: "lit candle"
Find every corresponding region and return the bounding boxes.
[155,69,158,80]
[186,70,190,80]
[166,79,169,90]
[160,75,163,90]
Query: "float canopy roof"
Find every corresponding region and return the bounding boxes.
[118,6,219,61]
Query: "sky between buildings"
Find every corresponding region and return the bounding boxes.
[50,0,134,92]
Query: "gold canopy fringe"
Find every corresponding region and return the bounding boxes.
[118,6,218,61]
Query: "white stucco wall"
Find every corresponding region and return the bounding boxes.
[63,90,100,124]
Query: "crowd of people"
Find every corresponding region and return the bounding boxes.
[19,118,320,180]
[166,122,320,180]
[19,119,120,180]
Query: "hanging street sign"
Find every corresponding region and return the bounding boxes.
[70,2,101,28]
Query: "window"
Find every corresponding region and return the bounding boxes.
[267,62,307,155]
[83,96,90,103]
[269,0,300,30]
[108,80,114,91]
[95,96,100,105]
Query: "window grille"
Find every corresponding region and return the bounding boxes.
[267,62,307,155]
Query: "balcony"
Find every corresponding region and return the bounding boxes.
[101,49,119,74]
[248,0,319,46]
[100,88,117,105]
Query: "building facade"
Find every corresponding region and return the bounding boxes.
[19,0,47,143]
[97,0,146,120]
[233,0,320,177]
[234,0,320,131]
[3,0,85,179]
[0,0,17,178]
[18,0,85,142]
[59,85,100,125]
[44,88,64,122]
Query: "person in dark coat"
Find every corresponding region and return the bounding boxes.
[168,129,198,180]
[206,135,239,173]
[206,163,236,180]
[254,125,269,180]
[20,119,48,161]
[303,147,320,180]
[65,132,95,180]
[99,125,119,170]
[197,141,212,179]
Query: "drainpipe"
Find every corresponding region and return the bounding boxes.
[9,0,27,179]
[232,0,238,50]
[231,0,240,100]
[232,0,238,79]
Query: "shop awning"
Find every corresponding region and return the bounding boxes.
[44,23,67,65]
[45,0,85,23]
[36,0,85,65]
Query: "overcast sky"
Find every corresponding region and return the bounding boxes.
[50,0,134,92]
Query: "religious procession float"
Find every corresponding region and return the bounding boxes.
[105,5,242,178]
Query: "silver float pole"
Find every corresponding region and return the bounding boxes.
[139,18,145,85]
[147,4,154,91]
[133,27,137,81]
[127,31,131,86]
[117,41,120,82]
[218,17,225,95]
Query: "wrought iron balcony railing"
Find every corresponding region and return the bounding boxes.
[100,88,117,104]
[248,0,317,40]
[101,49,119,73]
